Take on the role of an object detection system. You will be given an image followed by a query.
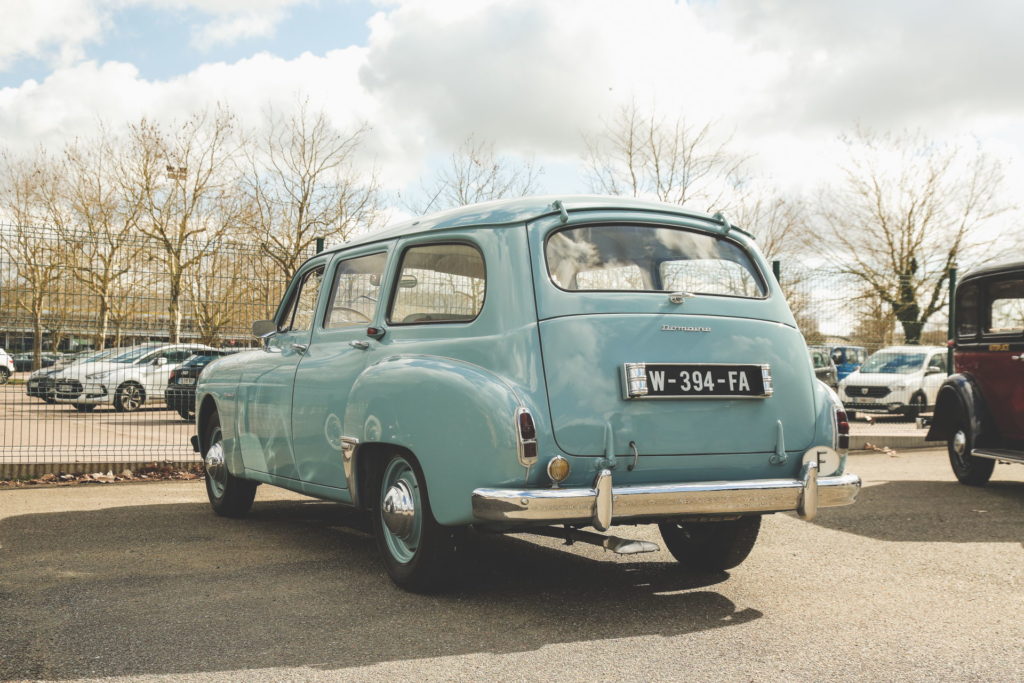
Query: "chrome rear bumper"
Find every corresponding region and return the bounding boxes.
[472,467,861,530]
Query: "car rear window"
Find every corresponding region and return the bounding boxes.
[985,278,1024,335]
[545,224,765,297]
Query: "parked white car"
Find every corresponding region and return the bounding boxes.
[838,345,948,420]
[0,348,13,384]
[52,344,212,412]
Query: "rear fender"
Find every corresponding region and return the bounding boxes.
[926,374,993,444]
[344,355,535,525]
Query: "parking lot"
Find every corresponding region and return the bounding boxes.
[1,448,1021,681]
[0,381,195,470]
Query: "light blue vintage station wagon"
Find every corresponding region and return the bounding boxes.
[193,195,861,591]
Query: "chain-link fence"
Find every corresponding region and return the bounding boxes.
[1,224,305,477]
[1,226,949,477]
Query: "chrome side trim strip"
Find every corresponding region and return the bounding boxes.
[472,472,861,526]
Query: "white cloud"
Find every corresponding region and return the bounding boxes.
[0,0,1023,206]
[0,0,106,70]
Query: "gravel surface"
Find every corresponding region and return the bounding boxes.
[1,449,1022,682]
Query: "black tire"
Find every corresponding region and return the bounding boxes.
[43,395,57,404]
[113,382,145,412]
[658,516,761,571]
[0,368,9,385]
[947,409,995,486]
[73,403,97,412]
[903,392,927,421]
[370,452,466,593]
[203,411,257,517]
[177,407,196,422]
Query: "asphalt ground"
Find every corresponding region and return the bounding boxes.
[1,448,1022,682]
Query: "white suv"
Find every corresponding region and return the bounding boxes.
[52,343,212,412]
[839,345,948,420]
[0,348,13,384]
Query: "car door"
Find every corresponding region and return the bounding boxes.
[236,260,326,480]
[969,275,1024,439]
[290,248,390,490]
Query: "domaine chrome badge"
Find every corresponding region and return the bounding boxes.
[660,324,711,333]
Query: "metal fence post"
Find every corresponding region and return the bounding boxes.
[772,260,781,284]
[947,265,957,375]
[315,237,325,254]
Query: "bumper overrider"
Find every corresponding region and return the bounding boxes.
[472,460,861,531]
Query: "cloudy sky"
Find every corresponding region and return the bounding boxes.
[2,0,1023,204]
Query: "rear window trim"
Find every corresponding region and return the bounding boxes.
[542,222,770,300]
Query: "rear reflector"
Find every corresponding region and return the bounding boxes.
[518,411,536,441]
[837,409,850,450]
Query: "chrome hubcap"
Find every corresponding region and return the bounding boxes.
[952,430,967,457]
[382,479,416,540]
[205,441,227,498]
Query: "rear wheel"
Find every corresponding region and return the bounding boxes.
[658,516,761,571]
[176,407,195,422]
[0,367,9,385]
[371,452,465,592]
[113,382,144,412]
[947,410,995,486]
[203,411,257,516]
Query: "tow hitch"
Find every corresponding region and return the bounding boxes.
[522,526,660,555]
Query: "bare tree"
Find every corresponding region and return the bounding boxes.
[731,192,807,262]
[404,135,542,215]
[187,243,250,345]
[242,100,384,279]
[0,150,68,367]
[814,128,1010,344]
[583,102,745,214]
[118,108,242,342]
[57,131,146,349]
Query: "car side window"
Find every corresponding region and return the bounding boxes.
[928,354,946,373]
[388,243,486,325]
[164,350,193,364]
[280,266,325,333]
[985,278,1024,335]
[958,283,979,338]
[323,252,388,329]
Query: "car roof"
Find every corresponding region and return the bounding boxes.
[327,195,735,255]
[959,261,1024,284]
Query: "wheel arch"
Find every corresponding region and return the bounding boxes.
[343,354,537,525]
[926,374,994,444]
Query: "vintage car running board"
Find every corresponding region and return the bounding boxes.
[521,526,660,555]
[971,448,1024,464]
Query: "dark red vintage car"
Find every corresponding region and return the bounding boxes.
[927,262,1024,484]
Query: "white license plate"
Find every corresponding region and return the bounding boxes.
[851,396,870,403]
[58,384,74,393]
[177,377,195,385]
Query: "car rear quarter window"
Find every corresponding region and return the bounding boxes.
[545,224,765,297]
[388,243,486,325]
[985,278,1024,335]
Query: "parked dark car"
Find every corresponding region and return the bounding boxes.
[165,350,237,420]
[13,352,60,372]
[809,346,838,389]
[927,261,1024,484]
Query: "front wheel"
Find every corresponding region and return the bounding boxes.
[203,411,257,516]
[371,452,465,592]
[947,411,995,486]
[658,516,761,571]
[73,403,97,412]
[903,393,926,421]
[113,382,144,412]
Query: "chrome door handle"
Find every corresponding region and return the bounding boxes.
[349,340,370,350]
[291,343,308,354]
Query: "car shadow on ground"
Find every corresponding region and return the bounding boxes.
[812,477,1024,544]
[0,499,761,680]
